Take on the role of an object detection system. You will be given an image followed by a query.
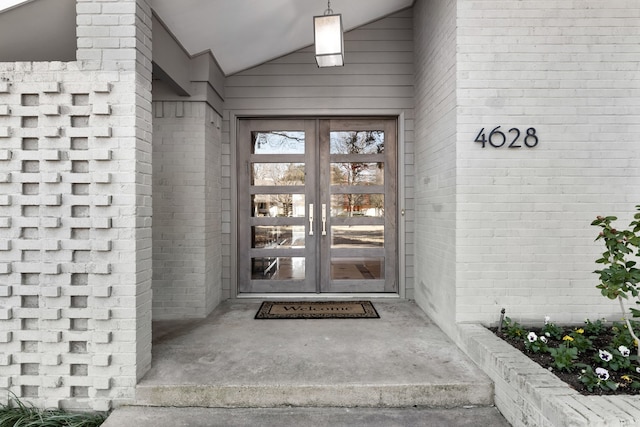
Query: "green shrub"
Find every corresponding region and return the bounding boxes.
[0,395,106,427]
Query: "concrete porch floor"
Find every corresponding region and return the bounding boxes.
[136,300,495,408]
[104,300,511,425]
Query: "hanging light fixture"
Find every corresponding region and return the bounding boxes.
[314,0,344,67]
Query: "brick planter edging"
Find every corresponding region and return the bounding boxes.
[457,324,640,427]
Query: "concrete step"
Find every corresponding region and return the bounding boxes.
[102,406,511,427]
[135,301,494,408]
[135,382,493,408]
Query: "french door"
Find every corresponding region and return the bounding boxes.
[237,118,397,294]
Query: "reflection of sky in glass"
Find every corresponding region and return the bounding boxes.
[330,131,384,155]
[253,132,305,154]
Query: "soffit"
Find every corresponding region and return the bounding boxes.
[148,0,413,75]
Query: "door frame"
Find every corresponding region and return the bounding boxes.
[229,111,407,299]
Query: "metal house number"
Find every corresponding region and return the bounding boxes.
[474,126,538,148]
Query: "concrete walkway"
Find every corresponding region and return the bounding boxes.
[103,300,510,425]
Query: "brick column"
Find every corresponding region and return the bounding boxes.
[75,0,154,406]
[0,0,152,411]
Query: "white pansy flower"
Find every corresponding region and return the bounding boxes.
[544,316,550,325]
[599,349,613,362]
[595,367,610,381]
[527,332,538,343]
[540,336,548,344]
[618,345,630,357]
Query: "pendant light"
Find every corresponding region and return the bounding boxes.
[313,0,344,67]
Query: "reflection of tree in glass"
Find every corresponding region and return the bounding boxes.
[253,132,305,217]
[331,131,384,217]
[369,194,384,215]
[330,131,384,155]
[277,164,304,216]
[254,131,305,154]
[253,163,304,186]
[252,164,304,216]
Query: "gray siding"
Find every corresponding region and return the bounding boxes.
[222,9,415,298]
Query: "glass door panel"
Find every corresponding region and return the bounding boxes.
[319,119,397,293]
[238,120,316,293]
[238,118,397,294]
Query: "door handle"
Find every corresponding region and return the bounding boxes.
[308,203,314,235]
[321,203,327,236]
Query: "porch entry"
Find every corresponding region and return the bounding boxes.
[237,118,397,294]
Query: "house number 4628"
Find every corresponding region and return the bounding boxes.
[475,126,538,148]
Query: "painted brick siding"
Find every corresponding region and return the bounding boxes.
[456,0,640,325]
[413,0,458,337]
[0,0,152,411]
[223,10,415,298]
[152,101,222,319]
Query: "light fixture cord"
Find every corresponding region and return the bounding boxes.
[324,0,333,15]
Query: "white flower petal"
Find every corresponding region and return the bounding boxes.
[595,367,610,381]
[599,350,613,362]
[618,345,630,357]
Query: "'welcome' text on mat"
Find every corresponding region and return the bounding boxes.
[255,301,380,319]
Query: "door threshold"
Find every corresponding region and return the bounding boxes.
[234,293,402,301]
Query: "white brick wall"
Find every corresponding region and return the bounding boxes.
[204,106,223,314]
[456,0,640,325]
[152,101,222,319]
[413,0,640,331]
[0,0,152,411]
[413,0,458,338]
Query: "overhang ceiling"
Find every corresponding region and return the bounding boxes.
[0,0,413,75]
[141,0,414,75]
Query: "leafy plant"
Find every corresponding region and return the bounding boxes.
[541,321,564,341]
[565,329,592,352]
[548,344,578,372]
[617,373,640,391]
[501,316,525,340]
[592,206,640,357]
[578,365,618,392]
[0,393,106,427]
[584,318,607,336]
[594,346,636,372]
[611,320,640,350]
[524,331,548,354]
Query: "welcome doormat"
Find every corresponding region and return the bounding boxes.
[255,301,380,319]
